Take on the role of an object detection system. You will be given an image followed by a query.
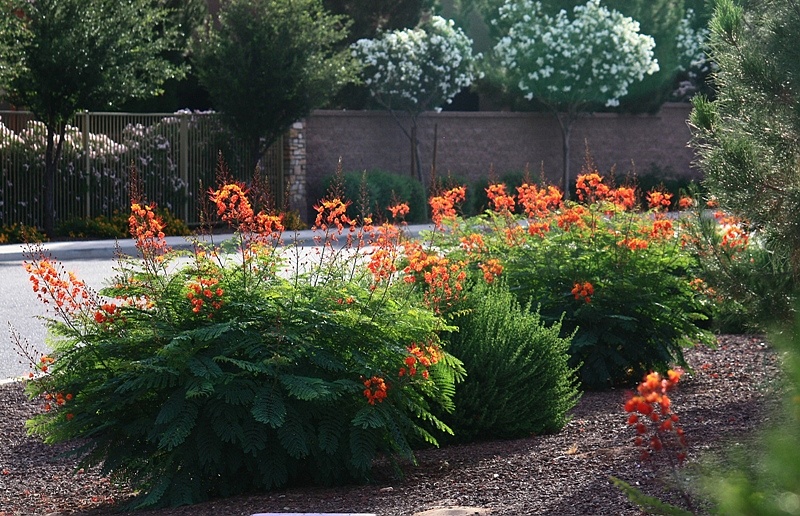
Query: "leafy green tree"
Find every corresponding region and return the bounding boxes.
[690,0,800,278]
[351,15,480,185]
[0,0,185,236]
[322,0,432,43]
[491,0,659,197]
[192,0,360,177]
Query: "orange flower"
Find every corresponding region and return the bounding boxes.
[624,369,686,463]
[557,205,588,231]
[517,183,562,219]
[429,186,465,229]
[571,281,594,303]
[486,183,516,214]
[648,219,674,240]
[609,186,636,211]
[575,173,610,203]
[478,259,504,284]
[128,202,170,259]
[388,203,410,220]
[363,376,388,405]
[459,233,486,255]
[677,196,694,210]
[618,237,648,251]
[24,248,97,317]
[313,197,351,233]
[646,190,673,210]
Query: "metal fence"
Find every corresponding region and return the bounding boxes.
[0,110,285,228]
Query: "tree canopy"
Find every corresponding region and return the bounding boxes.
[492,0,659,194]
[0,0,186,235]
[351,14,480,182]
[192,0,360,175]
[691,0,800,271]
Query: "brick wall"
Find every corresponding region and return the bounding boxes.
[303,103,698,219]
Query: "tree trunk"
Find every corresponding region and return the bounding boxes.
[561,120,572,200]
[42,124,65,237]
[552,109,575,200]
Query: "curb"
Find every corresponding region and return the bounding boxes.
[0,225,435,263]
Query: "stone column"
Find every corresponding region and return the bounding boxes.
[286,120,307,220]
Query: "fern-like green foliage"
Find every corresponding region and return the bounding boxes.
[610,476,694,516]
[21,227,463,509]
[438,281,580,443]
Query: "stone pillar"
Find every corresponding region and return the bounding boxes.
[286,120,307,220]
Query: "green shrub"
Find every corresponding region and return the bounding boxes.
[54,208,191,240]
[324,169,427,223]
[426,172,714,389]
[0,223,47,244]
[680,205,795,333]
[19,188,463,509]
[439,281,580,443]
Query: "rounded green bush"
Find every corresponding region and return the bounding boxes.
[439,281,580,443]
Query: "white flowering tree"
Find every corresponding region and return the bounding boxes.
[352,15,480,183]
[673,7,714,101]
[493,0,659,197]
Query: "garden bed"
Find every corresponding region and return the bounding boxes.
[0,334,781,515]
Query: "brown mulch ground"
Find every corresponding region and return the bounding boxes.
[0,334,784,515]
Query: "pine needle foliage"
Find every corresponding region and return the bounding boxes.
[438,281,580,443]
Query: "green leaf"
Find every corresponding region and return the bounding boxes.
[351,406,386,429]
[348,426,378,473]
[610,476,694,516]
[277,417,310,459]
[279,374,332,401]
[187,356,224,379]
[251,387,286,428]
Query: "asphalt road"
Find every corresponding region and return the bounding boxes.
[0,224,434,382]
[0,258,120,382]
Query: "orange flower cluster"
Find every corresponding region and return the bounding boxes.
[93,302,123,329]
[388,202,410,220]
[313,197,353,234]
[609,186,636,211]
[486,183,516,214]
[24,251,95,316]
[517,183,562,219]
[624,369,687,463]
[478,258,503,284]
[38,354,55,374]
[210,183,254,227]
[43,390,73,413]
[646,219,675,240]
[721,225,749,251]
[711,212,750,252]
[459,233,487,255]
[399,342,442,380]
[618,237,649,251]
[677,196,694,210]
[402,242,467,311]
[575,173,611,203]
[367,223,401,284]
[429,186,466,229]
[557,205,588,231]
[571,281,594,303]
[647,190,673,210]
[252,212,285,240]
[363,376,388,405]
[129,202,169,259]
[186,277,224,317]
